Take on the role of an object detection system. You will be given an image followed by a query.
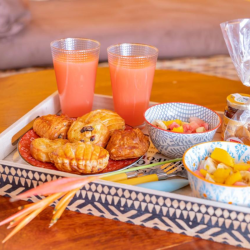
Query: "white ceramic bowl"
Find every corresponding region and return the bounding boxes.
[144,102,221,158]
[183,141,250,207]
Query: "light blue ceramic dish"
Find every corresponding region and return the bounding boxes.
[144,102,221,158]
[136,179,189,192]
[183,141,250,207]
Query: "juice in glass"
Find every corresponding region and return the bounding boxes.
[51,38,100,118]
[53,55,98,117]
[109,61,156,127]
[108,43,158,127]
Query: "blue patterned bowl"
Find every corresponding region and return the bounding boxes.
[144,102,221,158]
[183,141,250,207]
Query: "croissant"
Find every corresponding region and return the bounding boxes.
[49,142,109,174]
[106,128,150,160]
[78,109,125,134]
[67,121,110,147]
[30,138,69,162]
[33,115,73,140]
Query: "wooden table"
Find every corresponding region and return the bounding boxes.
[0,68,248,250]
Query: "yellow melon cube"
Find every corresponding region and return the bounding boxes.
[210,148,234,167]
[200,169,207,177]
[225,172,242,185]
[163,119,182,128]
[213,168,230,184]
[172,126,184,133]
[162,120,174,127]
[233,163,250,172]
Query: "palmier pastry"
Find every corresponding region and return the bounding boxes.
[33,114,73,140]
[106,128,150,160]
[78,109,125,134]
[67,121,110,147]
[30,138,68,162]
[49,142,109,174]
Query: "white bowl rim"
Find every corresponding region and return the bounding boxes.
[183,141,250,188]
[144,102,222,135]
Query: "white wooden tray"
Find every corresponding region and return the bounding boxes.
[0,92,249,249]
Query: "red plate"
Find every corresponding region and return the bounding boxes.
[18,127,141,176]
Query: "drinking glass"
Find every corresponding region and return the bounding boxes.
[50,38,100,117]
[107,43,158,127]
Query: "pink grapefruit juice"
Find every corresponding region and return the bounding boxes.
[53,55,98,117]
[109,61,156,127]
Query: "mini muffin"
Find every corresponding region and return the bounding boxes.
[33,114,73,140]
[49,142,109,174]
[106,128,150,160]
[78,109,125,134]
[67,121,110,148]
[30,138,68,162]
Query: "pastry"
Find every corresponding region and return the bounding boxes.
[78,109,125,134]
[67,121,110,147]
[30,138,68,162]
[106,128,150,160]
[235,125,250,145]
[33,114,73,140]
[49,142,109,174]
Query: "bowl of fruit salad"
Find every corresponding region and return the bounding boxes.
[183,141,250,207]
[144,102,221,158]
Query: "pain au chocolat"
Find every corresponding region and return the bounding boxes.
[33,115,73,140]
[106,128,150,160]
[67,121,110,148]
[49,142,109,174]
[78,109,125,134]
[30,138,68,162]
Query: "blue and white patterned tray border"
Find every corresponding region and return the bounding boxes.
[1,162,250,249]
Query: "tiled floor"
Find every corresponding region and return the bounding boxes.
[0,55,240,81]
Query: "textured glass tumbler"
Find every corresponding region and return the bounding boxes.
[107,43,158,127]
[51,38,100,117]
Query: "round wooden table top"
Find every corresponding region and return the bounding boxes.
[0,68,248,250]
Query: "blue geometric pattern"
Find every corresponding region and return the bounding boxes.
[1,162,250,248]
[184,141,250,207]
[145,103,221,158]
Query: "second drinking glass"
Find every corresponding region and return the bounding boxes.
[51,38,100,118]
[107,43,158,127]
